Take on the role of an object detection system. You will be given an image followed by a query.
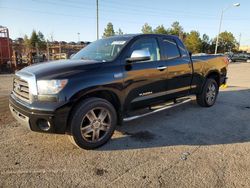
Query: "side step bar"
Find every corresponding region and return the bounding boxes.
[123,98,192,122]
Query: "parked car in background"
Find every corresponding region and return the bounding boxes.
[246,53,250,62]
[231,53,249,62]
[225,52,233,63]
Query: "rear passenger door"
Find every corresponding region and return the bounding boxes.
[160,37,193,97]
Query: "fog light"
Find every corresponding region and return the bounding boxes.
[37,119,51,131]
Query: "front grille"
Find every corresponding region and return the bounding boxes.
[13,77,30,102]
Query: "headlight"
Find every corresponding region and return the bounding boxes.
[37,79,68,95]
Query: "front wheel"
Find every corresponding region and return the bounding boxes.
[196,78,219,107]
[69,97,117,149]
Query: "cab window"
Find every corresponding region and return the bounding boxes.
[129,38,160,61]
[176,39,189,57]
[162,38,181,60]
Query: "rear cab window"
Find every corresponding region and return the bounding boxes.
[161,38,181,60]
[175,38,189,57]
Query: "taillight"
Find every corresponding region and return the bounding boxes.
[223,57,229,65]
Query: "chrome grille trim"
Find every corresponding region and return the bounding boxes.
[13,77,30,102]
[13,71,37,103]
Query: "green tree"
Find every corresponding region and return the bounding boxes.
[103,22,115,38]
[168,21,184,37]
[214,31,238,53]
[23,34,30,52]
[153,25,168,34]
[201,34,211,53]
[37,31,46,50]
[141,23,153,34]
[184,31,202,53]
[13,38,24,53]
[28,30,46,51]
[116,28,123,35]
[29,30,39,49]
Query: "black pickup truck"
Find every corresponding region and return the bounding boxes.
[9,34,228,149]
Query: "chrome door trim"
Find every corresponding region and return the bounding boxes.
[131,85,197,103]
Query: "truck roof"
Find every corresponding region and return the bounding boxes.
[107,33,180,40]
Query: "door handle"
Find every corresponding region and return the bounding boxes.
[157,66,167,71]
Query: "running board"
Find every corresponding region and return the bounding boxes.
[123,98,192,122]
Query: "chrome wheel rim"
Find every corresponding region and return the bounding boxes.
[206,83,216,105]
[80,107,111,143]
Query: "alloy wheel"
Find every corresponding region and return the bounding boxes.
[80,107,111,143]
[206,83,217,105]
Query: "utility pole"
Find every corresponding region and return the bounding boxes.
[96,0,99,40]
[214,3,240,54]
[59,42,61,59]
[215,10,224,55]
[50,33,54,43]
[35,42,39,63]
[47,40,50,61]
[77,32,80,43]
[6,28,11,69]
[238,33,242,51]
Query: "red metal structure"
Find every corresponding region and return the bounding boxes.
[0,26,13,72]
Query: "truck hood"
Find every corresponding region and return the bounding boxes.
[19,59,102,80]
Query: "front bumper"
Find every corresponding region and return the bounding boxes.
[9,93,71,134]
[9,104,30,129]
[220,76,227,85]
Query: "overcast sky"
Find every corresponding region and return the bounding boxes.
[1,0,249,45]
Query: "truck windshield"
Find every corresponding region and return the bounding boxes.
[72,37,130,62]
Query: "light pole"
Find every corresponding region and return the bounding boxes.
[238,33,242,51]
[96,0,99,40]
[77,32,80,43]
[214,3,240,54]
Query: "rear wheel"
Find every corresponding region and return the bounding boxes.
[69,97,117,149]
[196,78,219,107]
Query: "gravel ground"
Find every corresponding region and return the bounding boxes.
[0,63,250,187]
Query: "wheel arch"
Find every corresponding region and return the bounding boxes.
[205,70,220,87]
[196,70,221,94]
[66,89,123,132]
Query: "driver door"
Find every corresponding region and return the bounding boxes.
[123,37,168,111]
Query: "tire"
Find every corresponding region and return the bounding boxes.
[196,78,219,107]
[69,97,117,149]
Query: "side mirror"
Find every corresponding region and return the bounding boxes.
[69,53,75,59]
[126,49,151,63]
